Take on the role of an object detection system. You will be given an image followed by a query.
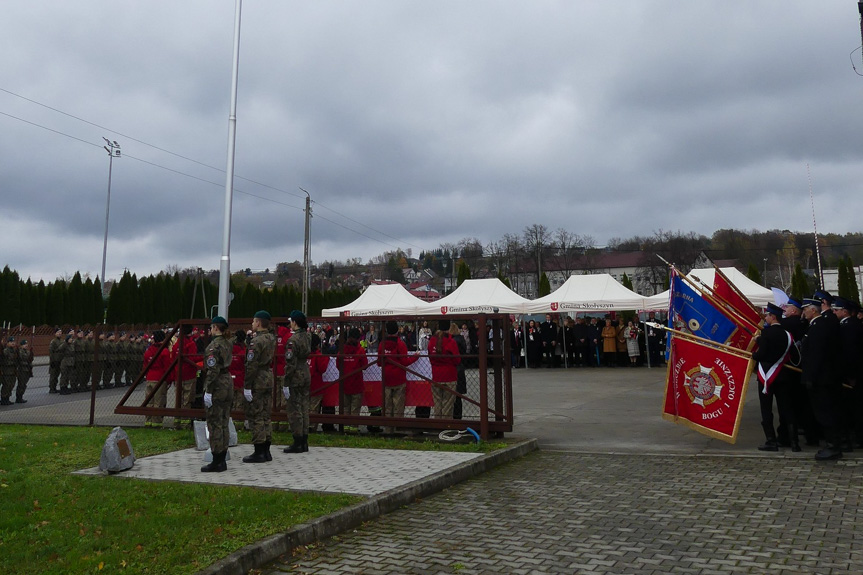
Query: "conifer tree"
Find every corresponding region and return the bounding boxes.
[539,272,551,297]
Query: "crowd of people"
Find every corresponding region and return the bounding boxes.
[753,290,863,461]
[511,312,666,369]
[198,311,465,472]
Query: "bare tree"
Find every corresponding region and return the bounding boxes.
[548,228,589,279]
[523,224,551,285]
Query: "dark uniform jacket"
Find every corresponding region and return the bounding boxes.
[284,330,311,388]
[801,314,839,389]
[838,316,863,386]
[752,323,791,373]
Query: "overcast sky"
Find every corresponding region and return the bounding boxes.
[3,2,862,283]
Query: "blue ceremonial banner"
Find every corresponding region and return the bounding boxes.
[668,270,738,344]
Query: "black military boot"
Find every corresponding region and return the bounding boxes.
[302,434,309,453]
[788,425,801,453]
[758,423,779,451]
[242,443,268,463]
[201,450,227,472]
[15,396,27,404]
[283,434,305,454]
[263,440,273,462]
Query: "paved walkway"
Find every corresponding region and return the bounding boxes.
[63,366,863,574]
[75,446,483,496]
[252,367,863,575]
[260,451,863,574]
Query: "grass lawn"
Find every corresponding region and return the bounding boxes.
[0,425,501,575]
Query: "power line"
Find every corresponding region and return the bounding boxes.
[1,86,421,249]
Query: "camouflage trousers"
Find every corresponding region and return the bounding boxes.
[273,375,287,430]
[206,377,233,453]
[48,363,60,391]
[1,376,16,400]
[60,364,75,391]
[179,378,196,410]
[247,387,272,444]
[287,384,310,436]
[15,372,31,399]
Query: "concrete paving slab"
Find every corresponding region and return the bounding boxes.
[74,445,484,496]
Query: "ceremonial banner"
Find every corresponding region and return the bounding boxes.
[711,269,761,351]
[669,270,738,344]
[662,335,753,443]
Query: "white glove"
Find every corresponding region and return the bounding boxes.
[282,386,291,400]
[203,392,213,408]
[244,389,253,402]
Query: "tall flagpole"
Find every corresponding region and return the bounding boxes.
[807,164,824,288]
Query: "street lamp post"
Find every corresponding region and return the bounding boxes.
[100,138,120,301]
[763,258,768,287]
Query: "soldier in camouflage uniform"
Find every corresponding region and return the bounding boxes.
[114,332,126,385]
[118,332,132,385]
[201,317,233,473]
[283,310,312,453]
[72,329,86,392]
[242,311,277,463]
[131,333,146,385]
[15,339,33,403]
[0,337,18,405]
[48,328,63,393]
[59,331,77,395]
[80,331,95,391]
[101,332,116,389]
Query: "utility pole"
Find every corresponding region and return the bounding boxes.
[100,138,120,303]
[299,187,312,315]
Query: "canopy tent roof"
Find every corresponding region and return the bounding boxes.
[321,283,426,317]
[641,267,776,310]
[525,274,647,314]
[414,278,531,316]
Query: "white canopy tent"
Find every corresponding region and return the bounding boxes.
[321,283,426,317]
[524,273,648,314]
[414,278,531,316]
[641,267,776,310]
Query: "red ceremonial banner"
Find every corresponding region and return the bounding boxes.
[662,335,753,443]
[712,271,761,351]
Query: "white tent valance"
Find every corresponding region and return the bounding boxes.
[414,278,531,316]
[524,274,647,314]
[321,283,425,317]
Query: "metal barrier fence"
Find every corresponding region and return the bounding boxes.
[0,315,513,440]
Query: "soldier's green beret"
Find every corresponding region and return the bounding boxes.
[290,310,306,322]
[254,310,271,320]
[211,316,228,327]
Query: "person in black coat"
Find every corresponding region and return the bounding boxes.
[525,320,542,368]
[586,318,601,367]
[801,296,842,460]
[780,297,815,446]
[834,297,863,449]
[572,317,589,367]
[752,303,797,452]
[510,321,523,368]
[539,314,557,368]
